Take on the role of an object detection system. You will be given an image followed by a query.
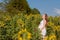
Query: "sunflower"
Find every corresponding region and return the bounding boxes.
[3,15,11,21]
[49,34,57,40]
[55,26,60,31]
[18,28,31,40]
[0,21,5,27]
[17,19,24,27]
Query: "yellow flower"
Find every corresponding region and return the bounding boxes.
[17,19,24,27]
[17,19,24,24]
[18,13,20,16]
[49,34,57,40]
[44,36,48,40]
[23,38,26,40]
[3,15,11,21]
[18,28,32,40]
[53,25,60,31]
[22,28,27,32]
[19,38,22,40]
[26,14,33,19]
[34,14,40,18]
[0,21,5,27]
[27,32,31,39]
[27,15,31,19]
[25,14,28,18]
[48,22,54,26]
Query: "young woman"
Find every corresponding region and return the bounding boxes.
[38,14,48,40]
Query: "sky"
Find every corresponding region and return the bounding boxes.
[27,0,60,16]
[0,0,60,16]
[0,0,3,2]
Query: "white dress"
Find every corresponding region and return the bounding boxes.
[38,20,46,38]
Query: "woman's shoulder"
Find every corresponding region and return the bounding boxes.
[41,20,46,24]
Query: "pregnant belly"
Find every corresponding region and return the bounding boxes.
[39,25,45,30]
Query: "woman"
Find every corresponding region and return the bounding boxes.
[38,14,48,40]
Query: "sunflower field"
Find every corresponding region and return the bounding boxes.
[0,0,60,40]
[0,11,60,40]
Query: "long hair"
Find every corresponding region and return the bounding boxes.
[44,14,48,23]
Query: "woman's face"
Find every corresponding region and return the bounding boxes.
[42,14,45,19]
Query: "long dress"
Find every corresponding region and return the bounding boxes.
[38,20,46,38]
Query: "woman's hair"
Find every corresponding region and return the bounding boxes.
[44,14,48,22]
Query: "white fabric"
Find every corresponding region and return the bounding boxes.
[38,20,46,37]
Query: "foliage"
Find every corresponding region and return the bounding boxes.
[0,12,60,40]
[0,12,42,40]
[0,0,60,40]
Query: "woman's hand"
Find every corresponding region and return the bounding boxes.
[40,27,45,31]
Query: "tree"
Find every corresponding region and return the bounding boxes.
[32,8,41,14]
[5,0,30,12]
